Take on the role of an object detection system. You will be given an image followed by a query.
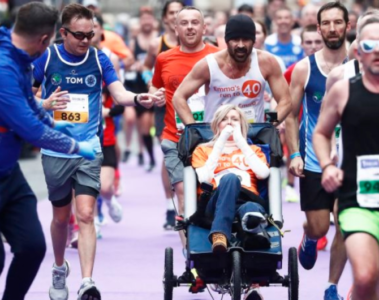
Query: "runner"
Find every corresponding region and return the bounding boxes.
[285,2,350,299]
[264,6,304,68]
[173,14,291,127]
[313,18,379,300]
[150,6,218,248]
[32,4,164,300]
[0,3,96,300]
[127,8,158,172]
[143,0,184,230]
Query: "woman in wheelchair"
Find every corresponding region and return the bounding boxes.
[191,104,271,253]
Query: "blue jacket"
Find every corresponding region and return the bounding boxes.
[0,27,76,178]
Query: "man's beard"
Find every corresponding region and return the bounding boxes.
[322,31,346,50]
[227,46,250,63]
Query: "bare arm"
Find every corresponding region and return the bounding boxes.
[285,60,307,155]
[143,38,159,71]
[313,80,348,192]
[285,60,308,177]
[264,54,292,123]
[172,58,210,125]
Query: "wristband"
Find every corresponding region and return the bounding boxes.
[290,152,301,160]
[134,94,142,107]
[322,162,335,172]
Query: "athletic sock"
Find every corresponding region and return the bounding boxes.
[82,277,92,284]
[167,197,175,210]
[54,262,66,270]
[142,134,155,165]
[325,282,336,290]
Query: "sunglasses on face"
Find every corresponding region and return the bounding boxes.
[359,40,379,53]
[63,27,95,41]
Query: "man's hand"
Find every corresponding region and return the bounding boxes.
[289,156,305,177]
[322,165,343,193]
[54,121,74,136]
[153,88,166,107]
[76,141,96,161]
[136,91,165,109]
[43,87,70,111]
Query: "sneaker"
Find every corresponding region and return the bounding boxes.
[346,285,353,300]
[122,150,130,163]
[298,233,318,270]
[95,221,102,239]
[211,233,227,253]
[138,153,144,166]
[146,161,155,172]
[163,210,176,230]
[317,236,328,251]
[104,196,123,223]
[285,185,299,203]
[244,288,264,300]
[49,260,70,300]
[324,285,343,300]
[77,278,101,300]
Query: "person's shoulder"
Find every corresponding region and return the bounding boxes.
[293,55,309,73]
[264,33,278,46]
[157,45,180,61]
[204,43,220,53]
[328,63,346,82]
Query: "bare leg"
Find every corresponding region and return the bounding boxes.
[75,194,97,278]
[51,203,72,266]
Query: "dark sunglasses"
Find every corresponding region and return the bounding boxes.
[63,27,95,41]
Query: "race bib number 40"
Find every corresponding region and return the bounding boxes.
[54,94,89,123]
[357,155,379,208]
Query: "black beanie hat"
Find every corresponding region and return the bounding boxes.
[225,14,256,43]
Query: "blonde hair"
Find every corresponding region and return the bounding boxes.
[209,104,249,143]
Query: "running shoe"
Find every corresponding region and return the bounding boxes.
[138,153,144,166]
[244,288,264,300]
[104,196,123,223]
[49,260,70,300]
[122,150,130,163]
[346,285,353,300]
[317,236,328,251]
[324,285,343,300]
[146,161,155,172]
[163,210,176,230]
[77,278,101,300]
[298,233,318,270]
[285,185,299,203]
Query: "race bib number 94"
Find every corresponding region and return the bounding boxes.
[357,155,379,208]
[54,94,89,123]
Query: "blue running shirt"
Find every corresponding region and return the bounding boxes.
[265,34,304,68]
[33,44,118,158]
[299,54,326,173]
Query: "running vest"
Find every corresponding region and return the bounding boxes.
[204,49,266,123]
[158,35,173,53]
[339,75,379,211]
[300,54,327,173]
[41,44,103,158]
[336,59,360,167]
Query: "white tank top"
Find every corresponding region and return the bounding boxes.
[204,49,266,123]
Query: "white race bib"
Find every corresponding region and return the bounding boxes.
[214,168,251,188]
[357,155,379,208]
[54,93,89,123]
[175,86,205,130]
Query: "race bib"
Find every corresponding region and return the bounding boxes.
[175,86,205,130]
[357,155,379,208]
[240,105,256,123]
[214,168,251,188]
[54,93,89,123]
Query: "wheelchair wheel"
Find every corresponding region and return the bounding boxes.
[164,247,174,300]
[288,247,299,300]
[231,251,241,300]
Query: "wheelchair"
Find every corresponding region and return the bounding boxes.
[163,122,299,300]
